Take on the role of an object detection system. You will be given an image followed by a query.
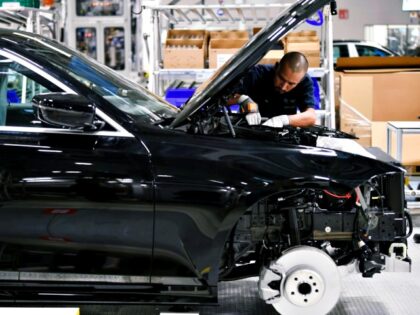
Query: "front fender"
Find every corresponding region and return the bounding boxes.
[145,130,403,287]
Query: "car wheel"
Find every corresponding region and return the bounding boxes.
[258,245,341,315]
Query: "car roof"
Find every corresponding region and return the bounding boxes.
[334,40,383,45]
[333,40,399,55]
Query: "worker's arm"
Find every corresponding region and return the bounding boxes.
[286,74,317,127]
[263,108,317,128]
[228,94,261,125]
[288,107,317,127]
[263,74,317,128]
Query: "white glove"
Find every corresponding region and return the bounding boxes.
[263,115,289,128]
[245,112,262,125]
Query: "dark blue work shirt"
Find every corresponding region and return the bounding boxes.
[232,64,315,118]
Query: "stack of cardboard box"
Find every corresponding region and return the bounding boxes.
[285,30,320,67]
[163,30,208,68]
[208,30,249,68]
[162,28,322,69]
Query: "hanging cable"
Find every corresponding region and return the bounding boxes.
[323,189,352,199]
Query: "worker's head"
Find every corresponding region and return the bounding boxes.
[273,52,308,94]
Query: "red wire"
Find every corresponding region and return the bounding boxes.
[323,189,352,199]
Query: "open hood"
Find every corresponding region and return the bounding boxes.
[170,0,332,128]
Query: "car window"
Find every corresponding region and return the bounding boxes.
[0,55,115,131]
[333,45,349,63]
[5,32,179,125]
[355,45,391,57]
[50,55,179,125]
[0,57,58,127]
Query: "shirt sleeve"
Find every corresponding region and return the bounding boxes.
[231,66,261,96]
[297,75,316,112]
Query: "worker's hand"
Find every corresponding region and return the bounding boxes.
[237,94,261,125]
[245,112,262,125]
[263,115,289,128]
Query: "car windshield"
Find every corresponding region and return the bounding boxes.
[11,31,179,125]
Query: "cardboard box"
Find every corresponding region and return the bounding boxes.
[286,41,320,52]
[253,27,263,35]
[209,30,249,40]
[286,35,319,43]
[307,56,321,67]
[336,56,420,70]
[163,29,208,68]
[340,106,420,165]
[287,30,317,37]
[167,29,206,40]
[339,70,420,121]
[208,39,248,68]
[284,32,320,66]
[259,49,284,65]
[163,39,205,68]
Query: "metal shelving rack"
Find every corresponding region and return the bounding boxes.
[143,2,335,129]
[0,6,59,38]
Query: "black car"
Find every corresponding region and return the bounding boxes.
[0,0,411,314]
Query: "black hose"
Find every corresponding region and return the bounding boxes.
[398,210,413,239]
[393,210,413,240]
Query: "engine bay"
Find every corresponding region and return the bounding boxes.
[183,103,356,148]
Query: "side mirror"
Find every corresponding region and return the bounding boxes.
[32,93,96,129]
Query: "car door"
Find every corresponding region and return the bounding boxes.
[0,51,154,284]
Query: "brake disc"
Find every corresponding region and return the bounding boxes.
[258,245,341,315]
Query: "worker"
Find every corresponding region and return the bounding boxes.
[228,51,317,128]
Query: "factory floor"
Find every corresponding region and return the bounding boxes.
[80,225,420,315]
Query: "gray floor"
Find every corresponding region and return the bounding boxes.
[81,227,420,315]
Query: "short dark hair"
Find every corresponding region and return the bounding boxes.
[276,51,309,74]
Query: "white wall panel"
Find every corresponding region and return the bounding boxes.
[332,0,413,40]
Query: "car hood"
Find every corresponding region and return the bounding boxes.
[170,0,332,128]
